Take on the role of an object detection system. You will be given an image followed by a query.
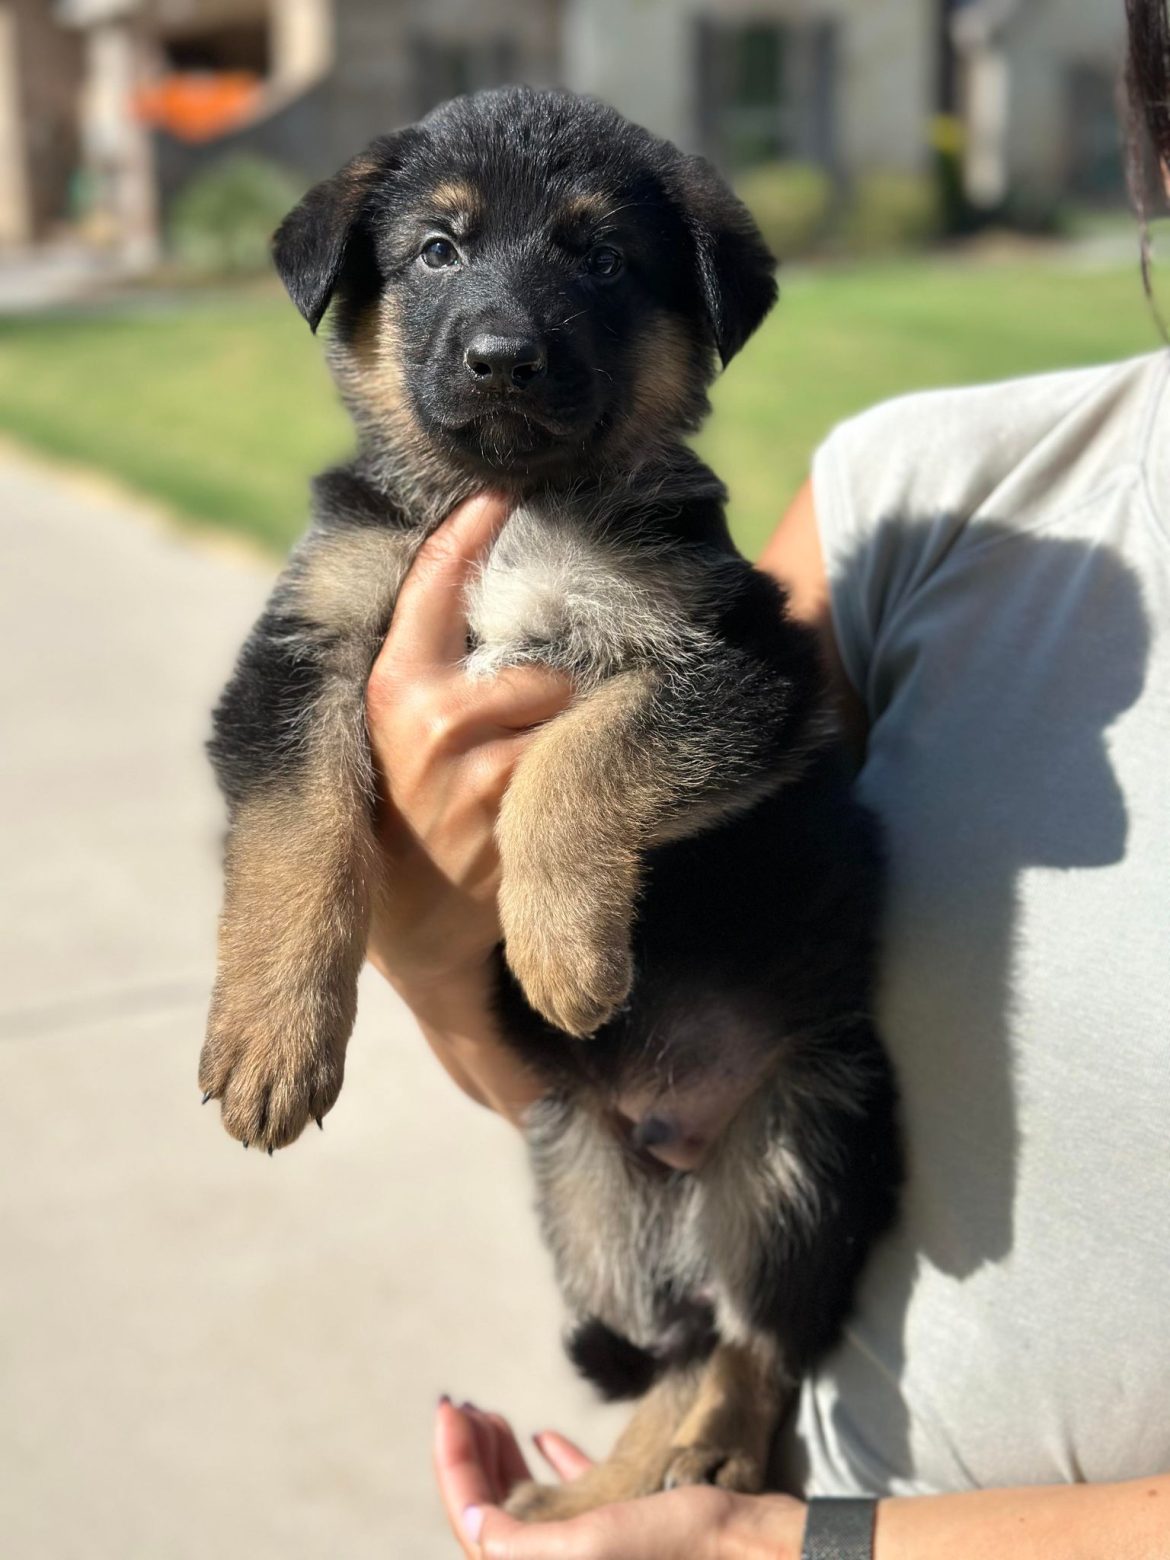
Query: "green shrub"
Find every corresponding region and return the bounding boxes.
[840,170,942,254]
[169,155,304,276]
[736,162,835,261]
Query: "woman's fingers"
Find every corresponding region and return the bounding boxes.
[484,1411,535,1491]
[433,1400,501,1555]
[533,1429,595,1483]
[384,493,510,671]
[469,664,575,732]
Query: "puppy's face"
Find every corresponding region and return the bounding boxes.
[275,89,777,490]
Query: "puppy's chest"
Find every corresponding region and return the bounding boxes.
[462,504,708,686]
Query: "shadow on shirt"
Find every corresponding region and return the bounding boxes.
[776,510,1153,1492]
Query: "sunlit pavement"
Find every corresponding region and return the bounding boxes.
[0,450,623,1559]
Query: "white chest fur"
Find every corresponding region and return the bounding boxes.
[462,501,712,687]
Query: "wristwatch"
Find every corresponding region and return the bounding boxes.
[800,1495,878,1560]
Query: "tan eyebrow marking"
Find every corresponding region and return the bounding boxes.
[558,192,614,227]
[427,180,483,221]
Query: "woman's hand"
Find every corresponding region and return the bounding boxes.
[433,1399,807,1560]
[364,494,574,1123]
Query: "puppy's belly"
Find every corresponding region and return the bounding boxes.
[616,1070,768,1172]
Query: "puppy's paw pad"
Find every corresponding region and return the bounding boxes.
[662,1444,763,1494]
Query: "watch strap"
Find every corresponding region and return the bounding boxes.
[800,1495,878,1560]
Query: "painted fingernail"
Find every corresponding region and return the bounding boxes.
[438,1393,451,1407]
[462,1505,484,1543]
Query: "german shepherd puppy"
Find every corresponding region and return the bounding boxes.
[199,87,900,1518]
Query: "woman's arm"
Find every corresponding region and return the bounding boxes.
[364,494,571,1125]
[365,482,855,1120]
[432,1399,1170,1560]
[872,1477,1170,1559]
[757,477,868,758]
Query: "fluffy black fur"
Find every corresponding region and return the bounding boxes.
[203,87,901,1479]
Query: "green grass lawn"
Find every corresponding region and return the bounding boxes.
[0,256,1161,558]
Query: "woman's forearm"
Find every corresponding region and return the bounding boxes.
[379,955,544,1127]
[868,1473,1170,1560]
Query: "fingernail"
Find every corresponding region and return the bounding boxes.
[460,1399,476,1415]
[438,1393,451,1408]
[462,1505,484,1543]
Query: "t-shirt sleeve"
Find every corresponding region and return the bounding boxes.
[811,391,968,710]
[809,363,1132,714]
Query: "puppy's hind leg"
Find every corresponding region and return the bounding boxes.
[660,1338,785,1495]
[505,1367,701,1522]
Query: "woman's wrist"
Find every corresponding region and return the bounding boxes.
[720,1493,808,1560]
[376,949,546,1126]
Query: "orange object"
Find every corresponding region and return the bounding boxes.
[134,72,263,142]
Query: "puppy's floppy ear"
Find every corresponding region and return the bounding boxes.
[671,154,777,367]
[273,129,421,332]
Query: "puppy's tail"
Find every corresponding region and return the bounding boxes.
[566,1318,665,1401]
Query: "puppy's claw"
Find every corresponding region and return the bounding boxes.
[242,1140,249,1151]
[316,1116,324,1131]
[201,1090,213,1105]
[267,1146,274,1157]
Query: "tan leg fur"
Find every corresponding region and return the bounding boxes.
[497,668,665,1037]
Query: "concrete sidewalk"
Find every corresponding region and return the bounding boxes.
[0,454,622,1559]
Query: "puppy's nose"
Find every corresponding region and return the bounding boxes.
[463,334,546,390]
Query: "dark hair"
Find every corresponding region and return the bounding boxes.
[1125,0,1170,295]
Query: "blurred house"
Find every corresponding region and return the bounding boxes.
[566,0,938,179]
[0,0,83,245]
[0,0,1133,260]
[149,0,560,206]
[951,0,1129,212]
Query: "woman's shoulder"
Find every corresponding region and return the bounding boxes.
[814,352,1168,545]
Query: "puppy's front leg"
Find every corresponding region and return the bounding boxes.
[200,522,412,1150]
[200,676,376,1151]
[498,611,823,1038]
[497,669,661,1038]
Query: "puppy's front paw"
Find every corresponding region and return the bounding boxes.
[503,901,633,1038]
[662,1443,764,1494]
[199,979,349,1152]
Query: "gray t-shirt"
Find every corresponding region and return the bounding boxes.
[783,352,1170,1496]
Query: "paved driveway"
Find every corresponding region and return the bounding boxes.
[0,453,622,1559]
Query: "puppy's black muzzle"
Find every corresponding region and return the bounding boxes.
[464,333,548,392]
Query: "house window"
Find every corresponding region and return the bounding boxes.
[412,37,518,116]
[696,17,837,172]
[162,25,270,77]
[1064,63,1125,203]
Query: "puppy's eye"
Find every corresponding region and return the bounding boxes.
[585,245,624,280]
[420,237,460,270]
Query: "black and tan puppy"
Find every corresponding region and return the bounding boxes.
[199,87,900,1517]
